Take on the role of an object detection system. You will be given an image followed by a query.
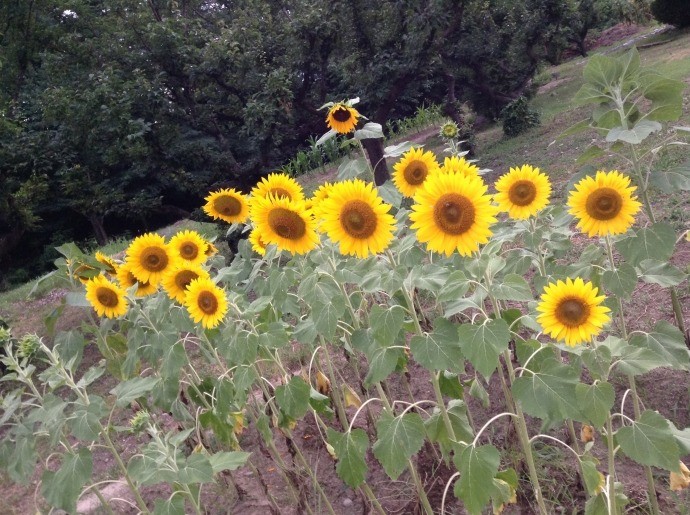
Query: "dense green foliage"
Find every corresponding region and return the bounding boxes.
[651,0,690,28]
[501,96,541,137]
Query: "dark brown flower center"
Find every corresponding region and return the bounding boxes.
[267,207,306,240]
[508,180,537,206]
[556,298,590,327]
[433,193,476,235]
[175,270,199,291]
[180,242,199,260]
[198,291,219,314]
[214,195,242,216]
[404,161,428,186]
[585,187,622,221]
[141,246,169,272]
[96,287,119,308]
[332,107,352,122]
[341,200,377,239]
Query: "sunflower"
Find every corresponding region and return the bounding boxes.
[204,241,219,257]
[536,277,611,346]
[251,173,305,202]
[568,170,642,237]
[439,156,481,180]
[162,264,210,304]
[125,233,176,285]
[184,277,228,329]
[116,263,158,297]
[250,195,319,255]
[95,251,118,276]
[85,275,128,318]
[392,147,440,198]
[203,188,250,224]
[494,164,552,219]
[310,181,334,223]
[249,229,270,256]
[169,230,208,266]
[409,173,498,256]
[326,103,359,134]
[439,121,459,140]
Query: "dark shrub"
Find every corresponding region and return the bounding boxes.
[501,97,541,138]
[651,0,690,28]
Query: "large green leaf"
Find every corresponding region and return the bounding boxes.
[409,317,464,373]
[491,274,534,301]
[637,259,686,287]
[311,297,345,341]
[425,400,474,457]
[601,263,637,298]
[373,412,426,480]
[615,223,676,266]
[208,451,251,473]
[364,346,404,386]
[616,410,680,471]
[41,448,93,513]
[70,396,107,441]
[110,376,160,407]
[628,320,690,370]
[369,304,405,347]
[55,330,85,372]
[454,445,500,515]
[275,376,311,420]
[178,454,214,484]
[327,428,369,488]
[457,319,510,378]
[575,382,614,428]
[437,270,470,302]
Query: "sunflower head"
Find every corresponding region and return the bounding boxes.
[162,264,210,304]
[494,164,552,219]
[439,121,459,139]
[184,277,228,329]
[249,229,270,256]
[116,263,158,297]
[568,170,642,238]
[250,195,319,255]
[95,251,118,276]
[204,241,219,257]
[85,275,129,318]
[439,156,481,180]
[125,233,176,285]
[326,102,359,134]
[536,277,611,346]
[392,147,440,198]
[410,172,498,257]
[203,188,250,224]
[251,173,305,203]
[169,230,208,265]
[319,179,397,258]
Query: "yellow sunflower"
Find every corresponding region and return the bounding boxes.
[204,241,219,257]
[85,275,129,318]
[494,164,552,219]
[310,181,334,224]
[162,264,210,304]
[169,230,208,266]
[319,179,396,258]
[326,103,359,134]
[95,251,118,276]
[251,173,305,202]
[184,277,228,329]
[250,195,319,255]
[409,173,498,257]
[392,147,440,198]
[536,277,611,346]
[125,233,176,286]
[439,156,481,180]
[203,188,250,224]
[249,229,270,256]
[116,263,158,297]
[568,170,642,237]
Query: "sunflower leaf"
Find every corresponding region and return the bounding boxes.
[453,444,500,515]
[373,412,425,480]
[637,259,686,287]
[457,319,510,378]
[616,410,680,471]
[354,122,383,140]
[575,382,615,428]
[327,428,369,488]
[409,317,464,373]
[615,222,676,266]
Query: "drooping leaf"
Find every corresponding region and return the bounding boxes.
[177,454,214,484]
[457,319,510,378]
[637,259,686,287]
[373,412,426,480]
[454,445,500,515]
[628,320,690,370]
[327,428,369,488]
[41,448,93,513]
[616,410,680,471]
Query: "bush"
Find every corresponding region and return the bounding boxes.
[500,96,541,137]
[651,0,690,27]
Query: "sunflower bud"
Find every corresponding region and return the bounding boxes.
[0,327,11,343]
[18,333,41,359]
[129,410,151,433]
[439,121,459,140]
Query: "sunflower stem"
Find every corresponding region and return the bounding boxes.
[356,140,375,183]
[606,413,618,515]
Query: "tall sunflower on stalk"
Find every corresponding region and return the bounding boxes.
[250,195,320,255]
[494,164,552,219]
[568,170,641,237]
[251,173,305,202]
[85,275,129,319]
[325,101,360,134]
[125,233,177,286]
[203,188,250,224]
[392,147,440,198]
[410,173,497,256]
[116,262,158,297]
[319,179,396,258]
[184,277,228,329]
[536,277,611,346]
[162,264,211,304]
[169,230,208,266]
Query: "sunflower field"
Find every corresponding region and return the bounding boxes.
[1,49,690,514]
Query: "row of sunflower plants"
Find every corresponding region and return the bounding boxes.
[0,88,688,514]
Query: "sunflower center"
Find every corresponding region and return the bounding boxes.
[332,107,351,122]
[404,161,428,185]
[555,298,590,327]
[269,187,292,200]
[268,207,306,240]
[585,187,623,221]
[214,195,242,216]
[433,193,476,235]
[341,200,378,239]
[141,246,169,272]
[175,270,199,291]
[180,242,199,260]
[508,180,537,206]
[96,287,119,308]
[198,291,219,315]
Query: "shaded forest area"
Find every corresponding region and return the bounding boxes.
[0,0,645,285]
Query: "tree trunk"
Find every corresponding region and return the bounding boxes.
[88,214,108,246]
[361,138,388,186]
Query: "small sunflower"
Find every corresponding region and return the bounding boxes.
[203,188,250,224]
[392,147,440,198]
[184,277,228,329]
[95,251,118,276]
[162,264,210,304]
[439,156,481,180]
[249,229,270,256]
[204,241,219,257]
[568,170,642,237]
[494,164,552,219]
[251,196,319,255]
[536,277,611,346]
[251,173,305,202]
[320,179,396,258]
[310,182,334,227]
[169,230,208,266]
[125,233,176,286]
[439,121,459,139]
[410,173,498,256]
[326,102,359,134]
[85,275,129,318]
[116,263,158,297]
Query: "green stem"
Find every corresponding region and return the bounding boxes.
[360,483,387,515]
[102,427,151,514]
[322,343,350,430]
[606,414,617,514]
[567,419,581,455]
[90,486,116,515]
